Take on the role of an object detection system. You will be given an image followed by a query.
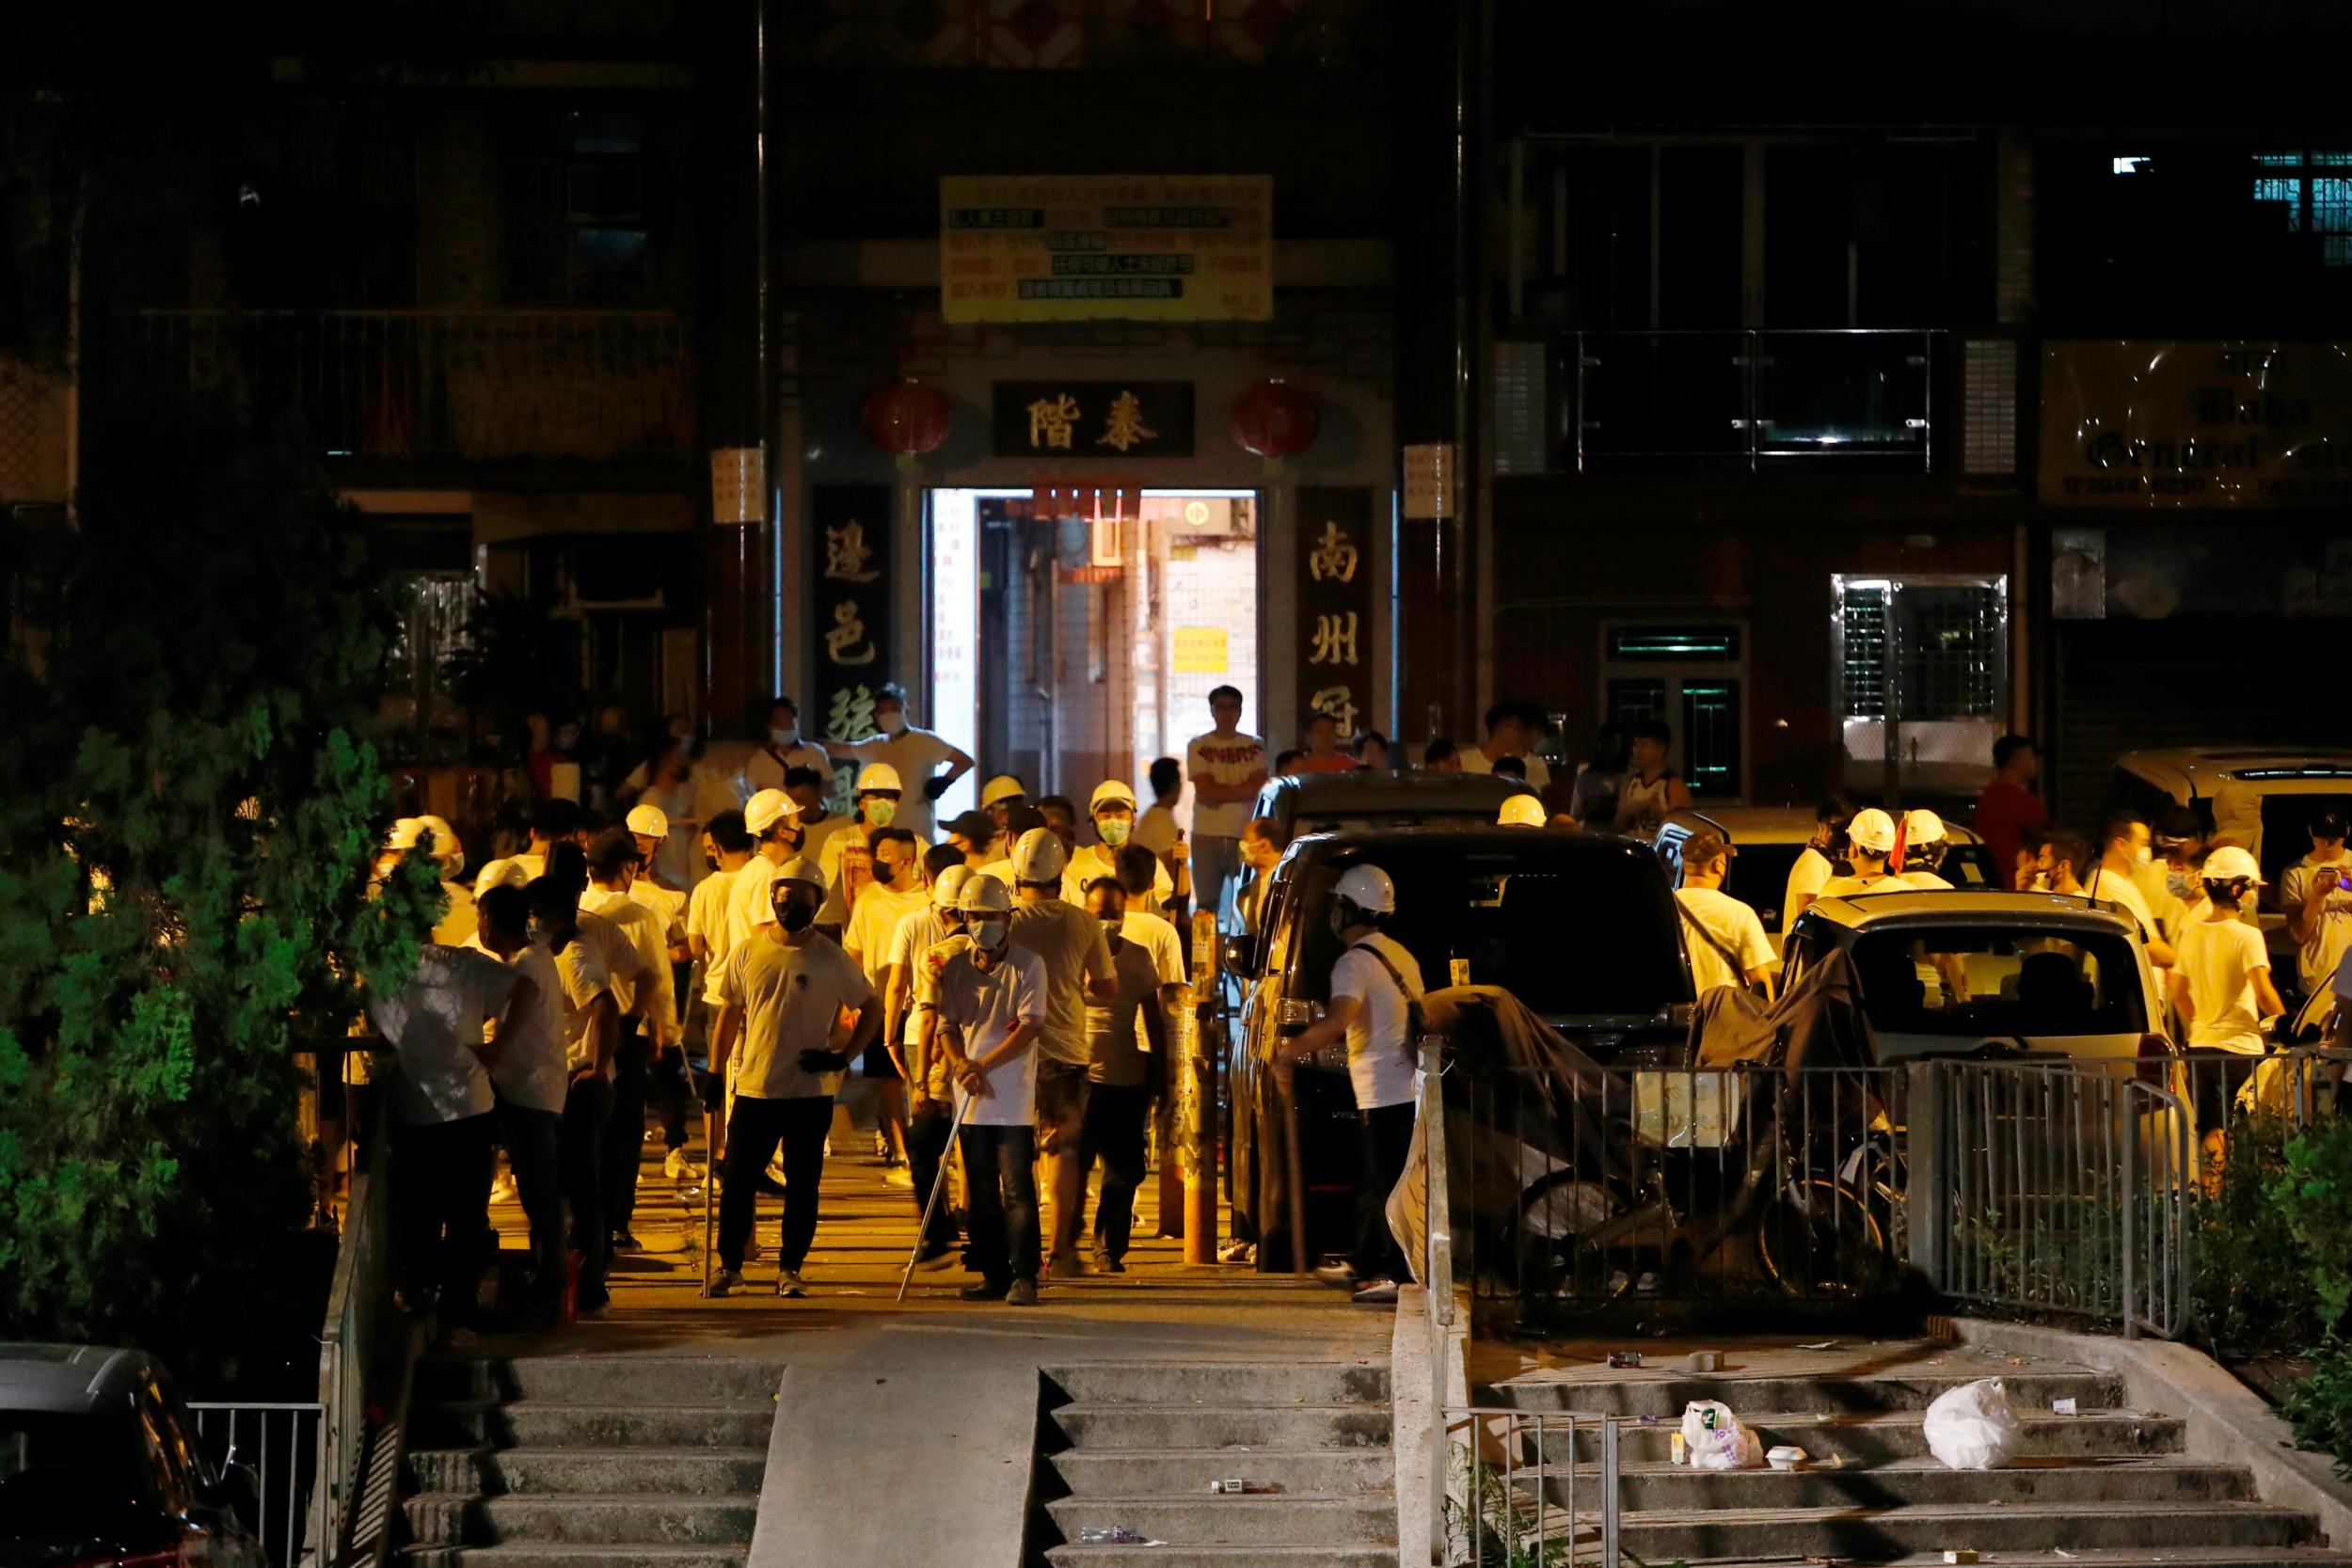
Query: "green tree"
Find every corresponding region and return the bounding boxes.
[0,402,439,1385]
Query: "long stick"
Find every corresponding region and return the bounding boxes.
[897,1090,973,1304]
[701,1101,715,1296]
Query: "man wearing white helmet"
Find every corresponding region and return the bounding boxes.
[844,825,932,1179]
[2171,846,2285,1057]
[1899,809,1955,891]
[818,682,974,841]
[818,762,935,927]
[978,775,1026,869]
[389,816,480,946]
[1005,826,1120,1278]
[705,858,882,1299]
[934,874,1049,1304]
[1282,862,1422,1306]
[1816,809,1916,900]
[728,789,805,950]
[624,801,701,1180]
[1062,780,1178,911]
[889,852,974,1265]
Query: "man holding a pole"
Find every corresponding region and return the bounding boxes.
[934,876,1049,1306]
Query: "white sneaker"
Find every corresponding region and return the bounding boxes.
[775,1270,807,1299]
[703,1269,741,1298]
[767,1156,788,1185]
[1351,1278,1400,1306]
[665,1148,706,1182]
[883,1167,915,1190]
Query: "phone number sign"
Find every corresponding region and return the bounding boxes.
[941,175,1272,325]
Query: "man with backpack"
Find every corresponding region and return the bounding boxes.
[1279,864,1422,1307]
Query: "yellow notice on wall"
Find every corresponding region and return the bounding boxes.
[941,174,1273,324]
[1172,626,1230,674]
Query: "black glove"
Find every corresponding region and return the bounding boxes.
[799,1048,850,1073]
[923,775,952,802]
[699,1072,726,1115]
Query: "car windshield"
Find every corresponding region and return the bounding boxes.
[0,1409,155,1543]
[1290,847,1689,1018]
[1844,925,2147,1039]
[1287,809,1515,836]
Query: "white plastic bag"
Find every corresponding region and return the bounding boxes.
[1680,1400,1764,1471]
[1922,1378,2020,1471]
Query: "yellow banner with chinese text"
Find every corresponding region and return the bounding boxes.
[942,174,1273,324]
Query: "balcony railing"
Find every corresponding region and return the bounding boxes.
[1574,329,1939,472]
[118,309,692,470]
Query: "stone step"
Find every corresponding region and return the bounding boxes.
[1045,1494,1394,1548]
[413,1356,782,1408]
[1046,1548,1394,1568]
[403,1494,759,1548]
[1045,1361,1389,1407]
[1526,1407,2187,1465]
[1551,1456,2255,1512]
[1613,1500,2318,1561]
[1048,1448,1393,1497]
[1489,1368,2124,1418]
[409,1402,776,1451]
[400,1547,746,1568]
[406,1448,769,1497]
[1051,1403,1391,1452]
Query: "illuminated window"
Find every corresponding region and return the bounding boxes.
[2251,151,2352,267]
[2111,155,2153,175]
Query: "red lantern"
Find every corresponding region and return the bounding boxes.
[1230,377,1319,459]
[861,378,951,456]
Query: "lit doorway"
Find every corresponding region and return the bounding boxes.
[928,488,1260,822]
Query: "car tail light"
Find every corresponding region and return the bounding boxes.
[2136,1033,2175,1087]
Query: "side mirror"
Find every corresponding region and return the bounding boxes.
[1220,933,1258,978]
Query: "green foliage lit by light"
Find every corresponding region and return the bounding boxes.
[0,405,439,1385]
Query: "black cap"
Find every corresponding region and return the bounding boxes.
[2314,809,2349,840]
[945,809,997,844]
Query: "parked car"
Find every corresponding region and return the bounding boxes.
[1223,824,1692,1269]
[0,1343,265,1568]
[1248,770,1540,842]
[1652,807,2001,942]
[2111,746,2352,892]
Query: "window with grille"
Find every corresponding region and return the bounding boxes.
[502,112,652,305]
[1834,575,2008,791]
[1601,622,1745,801]
[2251,150,2352,268]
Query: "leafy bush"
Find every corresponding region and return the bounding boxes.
[2260,1117,2352,1476]
[2191,1115,2319,1358]
[0,406,437,1386]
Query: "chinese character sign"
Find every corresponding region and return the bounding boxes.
[811,485,894,749]
[991,383,1196,459]
[941,175,1273,324]
[1294,487,1376,743]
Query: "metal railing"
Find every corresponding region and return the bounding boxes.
[187,1402,326,1568]
[117,309,691,466]
[1445,1406,1621,1567]
[1574,328,1938,471]
[316,1082,396,1568]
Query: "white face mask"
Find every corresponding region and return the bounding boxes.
[877,711,908,736]
[2131,844,2153,870]
[1099,816,1132,847]
[972,919,1009,956]
[771,726,798,748]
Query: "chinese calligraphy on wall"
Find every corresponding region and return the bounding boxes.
[1295,488,1375,742]
[991,382,1196,458]
[811,486,894,761]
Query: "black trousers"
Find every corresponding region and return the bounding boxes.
[719,1095,834,1273]
[602,1022,650,1235]
[907,1098,961,1252]
[960,1122,1041,1288]
[562,1074,612,1308]
[1077,1083,1152,1262]
[390,1112,497,1323]
[1349,1101,1417,1283]
[496,1096,565,1309]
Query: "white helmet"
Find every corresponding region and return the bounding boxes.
[1333,863,1396,916]
[1901,809,1946,846]
[625,802,669,840]
[1011,826,1068,883]
[744,788,799,836]
[474,858,530,897]
[1847,808,1899,856]
[775,856,829,893]
[980,774,1027,809]
[2203,845,2263,885]
[1498,795,1548,829]
[856,762,903,795]
[959,874,1015,915]
[383,816,425,853]
[413,815,464,876]
[1089,778,1138,815]
[931,863,972,910]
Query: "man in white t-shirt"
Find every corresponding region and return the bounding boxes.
[2171,847,2287,1127]
[1817,809,1916,900]
[1899,809,1956,891]
[936,874,1050,1305]
[1280,864,1422,1307]
[1783,799,1852,937]
[1134,757,1184,860]
[687,809,754,1036]
[1457,703,1554,792]
[369,940,529,1336]
[818,764,935,927]
[1075,875,1171,1272]
[1185,687,1268,929]
[2283,811,2352,999]
[1112,845,1187,1002]
[844,827,931,1176]
[705,858,882,1299]
[1063,779,1179,911]
[2086,813,2176,970]
[818,682,974,841]
[744,695,834,797]
[625,802,697,1175]
[1674,832,1775,999]
[525,879,623,1316]
[890,856,972,1268]
[475,882,608,1324]
[580,829,678,1252]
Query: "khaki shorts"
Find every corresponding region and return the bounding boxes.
[1034,1058,1093,1155]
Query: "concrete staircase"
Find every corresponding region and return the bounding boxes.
[399,1354,783,1568]
[1487,1340,2352,1567]
[1038,1360,1395,1567]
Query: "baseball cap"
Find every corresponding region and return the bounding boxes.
[980,774,1026,809]
[1848,808,1899,856]
[744,789,799,836]
[1679,829,1734,869]
[1902,809,1946,845]
[856,762,903,795]
[2313,810,2349,840]
[931,864,972,909]
[2203,845,2263,884]
[1011,826,1069,882]
[1089,779,1138,814]
[946,809,997,844]
[625,803,669,839]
